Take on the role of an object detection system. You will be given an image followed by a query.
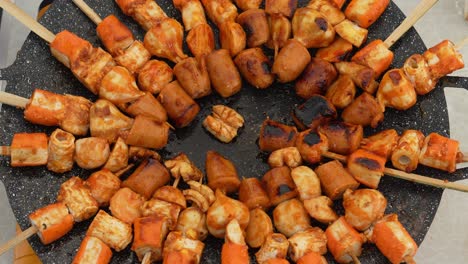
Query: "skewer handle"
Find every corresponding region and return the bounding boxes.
[323,151,468,193]
[351,254,361,264]
[0,91,29,108]
[141,251,151,264]
[384,0,439,48]
[72,0,102,25]
[0,225,38,256]
[0,0,55,43]
[173,176,181,188]
[0,146,11,156]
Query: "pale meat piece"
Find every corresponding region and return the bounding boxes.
[50,30,93,69]
[268,147,302,168]
[23,89,66,127]
[132,215,170,262]
[303,196,338,224]
[376,69,417,111]
[221,219,250,264]
[164,153,203,183]
[140,199,182,230]
[343,188,387,231]
[391,130,425,172]
[57,176,99,222]
[86,210,133,252]
[206,189,249,238]
[334,19,368,47]
[288,227,327,262]
[307,0,345,25]
[99,66,144,104]
[201,0,238,26]
[47,128,75,173]
[326,217,365,263]
[245,208,273,248]
[292,8,335,48]
[61,94,92,136]
[137,60,173,94]
[403,54,436,95]
[10,133,48,167]
[291,166,321,201]
[89,99,134,143]
[176,206,209,241]
[179,0,207,31]
[186,23,215,58]
[219,21,247,57]
[85,169,121,207]
[423,39,464,80]
[144,18,187,63]
[110,187,145,224]
[114,41,151,74]
[29,202,74,245]
[103,137,129,172]
[352,39,394,76]
[255,233,289,264]
[361,129,399,159]
[131,0,168,31]
[273,198,311,237]
[74,137,110,169]
[72,236,112,264]
[265,13,291,57]
[153,186,187,209]
[163,231,205,264]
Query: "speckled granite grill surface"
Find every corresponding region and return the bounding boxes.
[0,0,467,263]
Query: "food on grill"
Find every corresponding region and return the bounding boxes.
[391,130,425,172]
[259,119,298,152]
[245,208,274,248]
[273,198,311,237]
[343,188,387,231]
[29,202,74,245]
[262,166,298,206]
[10,132,48,167]
[206,151,241,194]
[315,160,359,200]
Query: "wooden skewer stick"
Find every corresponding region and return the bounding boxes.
[0,0,54,43]
[0,91,29,108]
[404,256,416,264]
[384,0,439,48]
[72,0,102,25]
[141,251,152,264]
[461,153,468,163]
[351,254,361,264]
[0,225,38,256]
[455,36,468,50]
[0,146,11,156]
[173,176,181,188]
[322,151,468,193]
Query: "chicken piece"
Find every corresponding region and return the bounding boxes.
[345,0,390,28]
[265,0,297,18]
[61,94,92,136]
[89,99,133,143]
[234,48,275,89]
[403,54,436,95]
[128,146,161,161]
[206,151,241,194]
[343,188,386,231]
[203,105,244,143]
[50,30,93,69]
[174,57,211,99]
[255,233,289,264]
[74,137,110,170]
[163,250,199,264]
[237,9,270,47]
[266,13,291,57]
[72,47,115,95]
[423,39,464,80]
[176,207,209,241]
[342,93,384,128]
[158,81,200,128]
[58,177,99,222]
[268,147,302,168]
[273,198,311,237]
[334,61,379,94]
[72,236,112,264]
[352,39,394,77]
[295,130,328,165]
[295,59,338,99]
[303,196,338,224]
[315,160,359,200]
[132,215,170,262]
[419,132,460,173]
[178,0,207,31]
[376,69,417,111]
[245,208,274,248]
[206,49,243,97]
[144,18,187,63]
[186,23,215,58]
[85,169,121,209]
[114,41,151,74]
[121,92,166,126]
[347,149,386,189]
[87,210,132,252]
[288,228,327,262]
[293,95,337,129]
[262,166,298,206]
[154,186,187,209]
[123,115,169,149]
[206,189,250,238]
[164,153,203,183]
[137,60,173,95]
[131,0,168,31]
[259,119,298,152]
[334,19,368,47]
[326,217,365,263]
[291,166,321,201]
[47,129,75,173]
[103,137,129,173]
[96,15,134,56]
[109,187,145,224]
[391,130,425,172]
[325,75,356,109]
[370,214,418,264]
[184,188,211,212]
[10,133,48,167]
[272,39,311,83]
[201,0,238,26]
[140,199,182,230]
[221,219,250,264]
[318,121,363,155]
[238,178,271,210]
[297,252,328,264]
[123,158,170,199]
[219,21,247,57]
[23,89,66,127]
[361,129,399,160]
[187,181,215,207]
[29,202,74,245]
[292,8,335,48]
[307,0,345,25]
[163,231,205,264]
[234,0,262,10]
[316,36,353,63]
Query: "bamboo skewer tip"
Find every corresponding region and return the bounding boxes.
[141,252,151,264]
[0,225,38,256]
[72,0,103,25]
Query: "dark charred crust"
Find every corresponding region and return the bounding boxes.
[389,70,402,85]
[261,61,271,74]
[277,184,293,195]
[288,0,298,17]
[359,70,373,88]
[264,122,287,137]
[293,95,336,129]
[315,17,328,31]
[242,23,254,38]
[303,131,321,146]
[355,157,381,170]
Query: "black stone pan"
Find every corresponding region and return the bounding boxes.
[0,0,467,263]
